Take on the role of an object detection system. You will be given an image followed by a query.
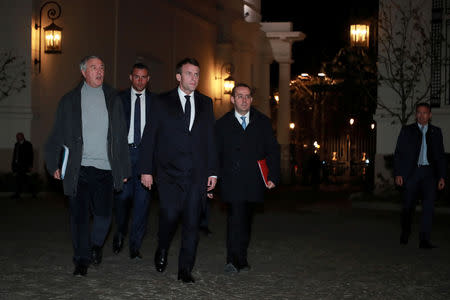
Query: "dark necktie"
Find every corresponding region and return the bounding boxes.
[184,95,191,131]
[134,93,141,145]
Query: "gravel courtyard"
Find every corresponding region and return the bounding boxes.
[1,191,450,299]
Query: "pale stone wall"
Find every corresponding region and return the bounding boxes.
[0,0,32,171]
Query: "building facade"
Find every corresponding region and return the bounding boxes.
[0,0,303,176]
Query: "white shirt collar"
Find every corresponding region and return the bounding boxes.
[131,87,145,97]
[235,110,250,124]
[417,122,428,130]
[178,87,194,101]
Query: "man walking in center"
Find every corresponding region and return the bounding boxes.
[215,83,280,272]
[394,102,446,249]
[139,58,217,283]
[45,55,131,276]
[112,63,156,259]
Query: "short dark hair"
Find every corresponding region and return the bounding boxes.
[175,58,200,74]
[231,83,253,97]
[416,102,431,112]
[130,63,149,74]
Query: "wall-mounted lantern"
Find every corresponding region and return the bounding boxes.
[223,73,235,95]
[349,118,355,126]
[34,1,62,73]
[350,24,369,48]
[274,92,279,104]
[215,63,235,100]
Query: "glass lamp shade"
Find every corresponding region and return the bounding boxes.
[350,24,369,47]
[223,75,235,95]
[44,22,62,53]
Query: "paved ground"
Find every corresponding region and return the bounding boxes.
[1,189,450,299]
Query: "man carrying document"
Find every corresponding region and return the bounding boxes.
[215,83,280,273]
[45,55,131,276]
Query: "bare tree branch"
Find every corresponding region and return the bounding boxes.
[0,51,26,101]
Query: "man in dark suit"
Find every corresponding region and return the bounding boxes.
[394,102,446,249]
[112,63,156,259]
[138,58,217,283]
[11,132,35,199]
[215,83,280,273]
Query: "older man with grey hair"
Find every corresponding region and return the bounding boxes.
[45,55,131,276]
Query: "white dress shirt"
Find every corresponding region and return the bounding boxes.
[178,87,195,131]
[235,110,250,127]
[128,87,146,144]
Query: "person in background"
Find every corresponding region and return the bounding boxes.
[112,63,156,260]
[394,102,446,249]
[11,132,35,199]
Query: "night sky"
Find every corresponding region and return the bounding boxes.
[261,0,379,77]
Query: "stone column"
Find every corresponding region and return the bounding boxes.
[277,61,292,183]
[260,22,305,183]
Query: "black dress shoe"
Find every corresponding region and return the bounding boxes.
[91,246,103,265]
[113,233,124,254]
[130,249,143,260]
[73,264,88,276]
[200,227,212,237]
[224,263,238,273]
[400,235,408,245]
[178,269,195,283]
[419,240,437,249]
[238,263,251,272]
[154,248,168,272]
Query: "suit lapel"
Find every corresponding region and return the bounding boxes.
[145,90,152,124]
[191,91,203,131]
[73,84,83,141]
[230,110,242,132]
[168,89,184,120]
[123,88,132,130]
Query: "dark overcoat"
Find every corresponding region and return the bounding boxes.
[44,82,131,196]
[137,88,217,188]
[394,123,446,182]
[216,107,280,203]
[12,140,33,173]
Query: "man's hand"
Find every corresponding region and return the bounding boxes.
[267,180,275,189]
[141,174,153,189]
[207,193,214,199]
[438,178,445,190]
[395,176,403,187]
[53,169,61,180]
[123,178,128,183]
[207,176,217,192]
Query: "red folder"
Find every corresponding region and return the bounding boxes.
[257,158,269,188]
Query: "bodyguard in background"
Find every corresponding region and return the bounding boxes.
[45,56,131,276]
[215,83,280,273]
[112,63,155,259]
[139,58,217,283]
[394,102,446,249]
[11,132,35,199]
